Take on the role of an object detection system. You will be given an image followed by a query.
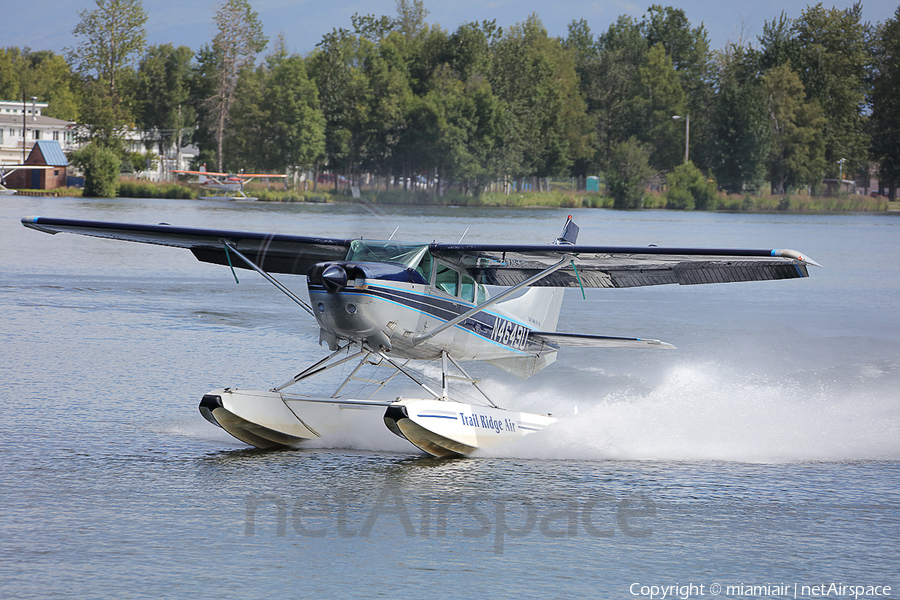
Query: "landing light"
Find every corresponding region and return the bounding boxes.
[346,303,358,315]
[317,302,325,313]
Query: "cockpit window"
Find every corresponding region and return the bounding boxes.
[416,250,433,282]
[435,264,458,296]
[347,240,431,272]
[476,283,488,304]
[460,274,475,303]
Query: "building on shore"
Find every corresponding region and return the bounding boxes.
[0,99,76,167]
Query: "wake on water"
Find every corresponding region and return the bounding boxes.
[479,357,900,463]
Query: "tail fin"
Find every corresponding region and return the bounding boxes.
[556,215,579,245]
[493,215,579,331]
[198,164,209,185]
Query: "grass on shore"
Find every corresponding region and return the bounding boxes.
[347,189,889,212]
[14,179,892,213]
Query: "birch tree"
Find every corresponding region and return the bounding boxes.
[208,0,267,171]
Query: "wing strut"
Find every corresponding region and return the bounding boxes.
[412,254,573,346]
[222,241,315,316]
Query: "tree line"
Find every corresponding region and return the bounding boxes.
[1,0,899,202]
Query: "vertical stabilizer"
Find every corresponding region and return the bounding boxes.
[556,215,579,246]
[198,164,209,185]
[493,215,579,332]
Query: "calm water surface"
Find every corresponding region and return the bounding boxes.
[2,196,899,599]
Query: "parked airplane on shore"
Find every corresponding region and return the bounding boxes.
[0,164,52,195]
[21,215,818,456]
[171,165,286,200]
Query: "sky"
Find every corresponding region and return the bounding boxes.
[7,0,898,59]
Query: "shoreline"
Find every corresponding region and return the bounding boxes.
[6,187,896,214]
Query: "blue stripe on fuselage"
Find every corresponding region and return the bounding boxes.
[309,282,549,354]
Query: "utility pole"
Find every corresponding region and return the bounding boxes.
[672,115,690,164]
[22,92,26,163]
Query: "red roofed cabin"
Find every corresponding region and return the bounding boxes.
[6,140,68,190]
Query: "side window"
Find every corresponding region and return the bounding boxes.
[435,264,458,296]
[460,274,475,303]
[416,251,433,283]
[476,284,488,304]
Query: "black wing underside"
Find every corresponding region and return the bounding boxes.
[22,216,351,275]
[22,217,816,287]
[431,244,814,287]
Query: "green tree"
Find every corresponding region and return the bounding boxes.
[136,44,195,159]
[360,31,414,181]
[641,4,710,77]
[634,43,686,171]
[564,18,597,68]
[666,161,716,209]
[394,0,429,41]
[640,6,712,172]
[67,0,147,132]
[418,64,500,195]
[582,17,647,172]
[0,48,79,121]
[70,143,121,197]
[260,55,326,174]
[762,63,825,193]
[758,12,800,72]
[871,7,900,198]
[0,48,19,100]
[708,44,769,193]
[19,51,79,120]
[223,61,267,170]
[791,2,870,178]
[207,0,268,171]
[490,15,591,182]
[607,137,655,209]
[188,44,221,168]
[308,28,373,183]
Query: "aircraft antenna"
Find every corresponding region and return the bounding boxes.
[388,226,399,241]
[457,228,469,243]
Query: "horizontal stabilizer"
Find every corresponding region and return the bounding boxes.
[530,331,676,350]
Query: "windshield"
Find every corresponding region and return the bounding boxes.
[347,240,431,271]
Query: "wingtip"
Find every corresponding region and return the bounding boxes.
[645,339,677,350]
[776,249,822,268]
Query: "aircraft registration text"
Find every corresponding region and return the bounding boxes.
[490,317,529,350]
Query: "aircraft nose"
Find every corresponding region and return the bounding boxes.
[321,264,348,293]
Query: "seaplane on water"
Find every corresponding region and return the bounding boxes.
[171,165,286,201]
[21,215,819,457]
[1,164,53,195]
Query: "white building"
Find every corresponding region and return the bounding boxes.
[0,98,197,180]
[0,99,76,166]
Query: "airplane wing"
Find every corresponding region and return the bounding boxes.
[21,216,351,275]
[430,242,820,288]
[22,216,819,287]
[171,169,229,177]
[529,331,676,349]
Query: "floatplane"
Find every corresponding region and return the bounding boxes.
[171,165,286,200]
[1,164,53,195]
[21,215,819,457]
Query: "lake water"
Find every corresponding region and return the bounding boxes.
[2,196,899,599]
